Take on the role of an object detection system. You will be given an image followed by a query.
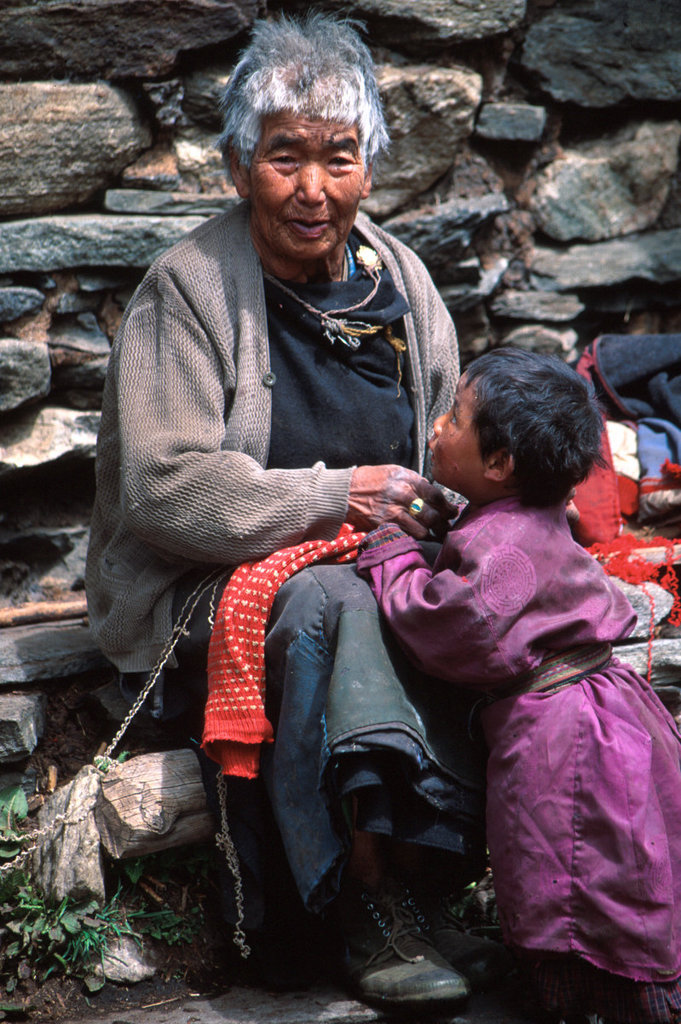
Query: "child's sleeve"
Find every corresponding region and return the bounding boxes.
[356,525,496,685]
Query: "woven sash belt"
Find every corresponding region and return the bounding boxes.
[494,642,613,700]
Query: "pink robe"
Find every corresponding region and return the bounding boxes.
[357,496,681,982]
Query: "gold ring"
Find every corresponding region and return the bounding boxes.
[408,498,425,518]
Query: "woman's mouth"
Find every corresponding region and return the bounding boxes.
[289,219,329,239]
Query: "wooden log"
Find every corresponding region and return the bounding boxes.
[95,749,215,859]
[0,595,88,629]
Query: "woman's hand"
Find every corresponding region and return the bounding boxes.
[347,465,456,539]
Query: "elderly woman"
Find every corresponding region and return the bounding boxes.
[86,12,509,1014]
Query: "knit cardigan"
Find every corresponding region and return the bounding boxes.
[85,201,459,673]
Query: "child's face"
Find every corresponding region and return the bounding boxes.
[429,374,490,502]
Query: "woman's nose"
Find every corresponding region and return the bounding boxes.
[296,163,324,202]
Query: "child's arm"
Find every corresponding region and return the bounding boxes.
[356,523,511,685]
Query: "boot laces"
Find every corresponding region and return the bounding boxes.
[361,887,432,967]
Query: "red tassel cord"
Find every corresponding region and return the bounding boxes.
[589,534,681,628]
[661,459,681,486]
[589,534,681,685]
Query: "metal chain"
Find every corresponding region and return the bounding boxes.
[0,768,100,876]
[95,569,226,771]
[215,771,251,959]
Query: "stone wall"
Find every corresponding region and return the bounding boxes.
[2,0,681,791]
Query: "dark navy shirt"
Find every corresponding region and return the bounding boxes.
[265,232,414,471]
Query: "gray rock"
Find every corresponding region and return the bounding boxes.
[439,259,509,312]
[99,935,158,984]
[0,286,44,322]
[531,229,681,291]
[90,681,130,725]
[489,290,585,322]
[0,693,45,763]
[612,579,674,639]
[76,270,132,293]
[0,215,208,273]
[530,121,681,242]
[49,313,111,356]
[55,292,101,315]
[0,339,51,413]
[309,0,526,45]
[0,83,152,217]
[0,406,100,477]
[0,765,38,799]
[182,65,231,128]
[0,524,89,593]
[0,621,106,685]
[0,0,258,79]
[521,5,681,107]
[32,765,105,903]
[475,102,547,142]
[104,189,239,216]
[383,194,510,276]
[363,64,483,217]
[616,638,681,690]
[51,355,109,395]
[500,325,579,362]
[143,78,187,130]
[172,126,230,192]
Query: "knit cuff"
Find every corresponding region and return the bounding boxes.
[358,523,407,553]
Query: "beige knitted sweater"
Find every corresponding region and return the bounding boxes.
[85,202,459,672]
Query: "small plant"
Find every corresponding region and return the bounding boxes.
[0,876,136,993]
[0,844,214,996]
[0,787,28,860]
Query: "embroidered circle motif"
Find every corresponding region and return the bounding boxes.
[480,545,537,615]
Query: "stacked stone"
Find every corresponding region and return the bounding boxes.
[1,0,681,792]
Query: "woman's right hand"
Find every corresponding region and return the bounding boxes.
[347,464,455,540]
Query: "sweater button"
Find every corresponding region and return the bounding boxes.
[263,371,277,387]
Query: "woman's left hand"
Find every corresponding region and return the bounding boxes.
[347,464,456,540]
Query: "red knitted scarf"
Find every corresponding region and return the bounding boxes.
[203,524,365,779]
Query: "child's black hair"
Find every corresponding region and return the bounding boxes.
[463,347,605,507]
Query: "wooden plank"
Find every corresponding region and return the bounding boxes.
[95,749,214,859]
[0,595,88,629]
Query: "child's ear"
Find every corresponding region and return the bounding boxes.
[483,449,515,483]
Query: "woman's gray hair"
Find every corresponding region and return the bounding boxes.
[218,11,389,175]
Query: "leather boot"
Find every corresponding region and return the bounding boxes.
[403,886,515,991]
[335,876,471,1013]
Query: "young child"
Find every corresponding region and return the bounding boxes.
[356,347,681,1024]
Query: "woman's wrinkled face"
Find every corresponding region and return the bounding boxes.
[230,113,372,283]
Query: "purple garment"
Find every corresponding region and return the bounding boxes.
[357,496,681,982]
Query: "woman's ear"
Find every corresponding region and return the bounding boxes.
[361,162,373,200]
[230,148,251,198]
[483,449,515,483]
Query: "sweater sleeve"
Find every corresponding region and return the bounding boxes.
[111,269,353,565]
